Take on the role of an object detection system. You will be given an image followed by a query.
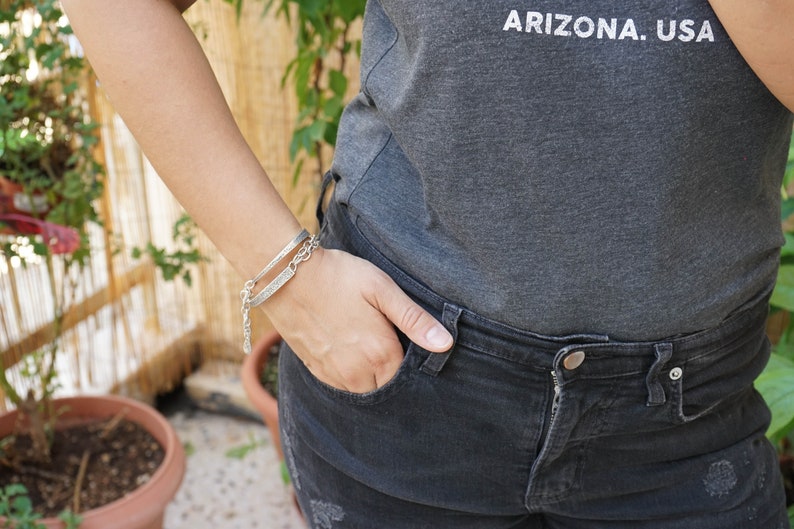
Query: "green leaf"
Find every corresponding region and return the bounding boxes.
[755,353,794,441]
[770,265,794,312]
[280,460,291,485]
[782,196,794,223]
[774,327,794,362]
[334,0,366,23]
[57,509,82,529]
[296,0,325,17]
[31,241,50,257]
[328,69,347,98]
[224,435,265,459]
[784,134,794,192]
[322,119,338,146]
[306,119,326,143]
[62,81,79,95]
[289,127,306,161]
[289,121,324,161]
[3,484,28,497]
[11,495,33,512]
[291,157,305,187]
[781,233,794,258]
[40,45,65,70]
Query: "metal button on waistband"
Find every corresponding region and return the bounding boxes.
[669,367,683,380]
[563,350,586,370]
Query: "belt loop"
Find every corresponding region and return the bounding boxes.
[420,303,462,376]
[316,171,337,227]
[646,342,673,406]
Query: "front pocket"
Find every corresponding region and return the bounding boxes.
[278,337,553,514]
[285,340,424,406]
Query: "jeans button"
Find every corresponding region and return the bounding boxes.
[563,350,586,370]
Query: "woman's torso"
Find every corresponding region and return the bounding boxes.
[330,0,794,340]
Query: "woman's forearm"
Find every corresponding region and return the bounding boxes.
[61,0,302,278]
[709,0,794,113]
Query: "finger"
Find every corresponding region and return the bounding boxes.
[368,276,453,353]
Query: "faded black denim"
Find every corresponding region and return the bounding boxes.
[277,195,788,529]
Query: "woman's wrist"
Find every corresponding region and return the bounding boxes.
[240,229,320,353]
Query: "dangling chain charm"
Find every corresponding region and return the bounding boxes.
[240,281,256,354]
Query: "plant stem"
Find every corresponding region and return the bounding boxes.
[72,449,90,513]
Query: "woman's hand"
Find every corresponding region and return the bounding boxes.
[261,247,453,393]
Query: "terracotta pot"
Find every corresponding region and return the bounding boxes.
[0,175,50,216]
[240,331,283,459]
[0,394,186,529]
[0,175,62,241]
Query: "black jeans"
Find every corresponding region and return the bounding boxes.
[278,196,788,529]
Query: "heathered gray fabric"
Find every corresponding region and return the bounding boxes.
[330,0,794,341]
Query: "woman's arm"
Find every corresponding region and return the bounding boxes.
[709,0,794,113]
[61,0,452,392]
[62,0,297,271]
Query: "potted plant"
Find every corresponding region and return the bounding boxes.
[0,2,189,526]
[0,395,186,529]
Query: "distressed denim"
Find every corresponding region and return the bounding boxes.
[277,195,788,529]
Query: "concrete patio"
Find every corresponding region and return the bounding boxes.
[160,371,304,529]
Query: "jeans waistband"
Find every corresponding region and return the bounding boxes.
[321,197,770,374]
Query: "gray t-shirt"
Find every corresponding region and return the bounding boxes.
[330,0,794,341]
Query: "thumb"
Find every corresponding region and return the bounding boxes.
[373,281,453,353]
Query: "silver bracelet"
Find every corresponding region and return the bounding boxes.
[240,229,309,353]
[245,229,310,291]
[248,235,319,307]
[240,232,319,354]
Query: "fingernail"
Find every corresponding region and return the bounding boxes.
[426,325,452,349]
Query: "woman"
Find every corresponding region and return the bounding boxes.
[62,1,793,527]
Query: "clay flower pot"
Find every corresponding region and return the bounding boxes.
[240,331,283,459]
[0,175,50,217]
[0,394,186,529]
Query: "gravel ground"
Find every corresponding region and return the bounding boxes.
[163,403,305,529]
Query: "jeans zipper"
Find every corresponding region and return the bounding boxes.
[549,370,561,429]
[537,369,562,454]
